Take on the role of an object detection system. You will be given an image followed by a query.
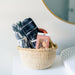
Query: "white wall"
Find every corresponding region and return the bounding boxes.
[0,0,75,75]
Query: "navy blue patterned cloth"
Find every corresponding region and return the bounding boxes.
[17,37,29,48]
[12,18,39,48]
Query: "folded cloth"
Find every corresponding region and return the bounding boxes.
[15,32,23,40]
[12,18,39,48]
[17,37,29,48]
[19,18,39,48]
[61,47,75,75]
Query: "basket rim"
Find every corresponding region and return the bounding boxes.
[17,44,57,51]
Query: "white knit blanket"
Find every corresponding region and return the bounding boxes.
[61,47,75,75]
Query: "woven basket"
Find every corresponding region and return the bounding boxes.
[17,44,57,69]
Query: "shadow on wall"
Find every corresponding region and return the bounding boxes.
[56,38,75,55]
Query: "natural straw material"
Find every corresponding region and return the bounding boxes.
[17,44,57,69]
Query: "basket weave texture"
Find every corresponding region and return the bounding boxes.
[17,44,57,69]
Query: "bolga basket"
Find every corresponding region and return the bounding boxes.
[17,43,57,70]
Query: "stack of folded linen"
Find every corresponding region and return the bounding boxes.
[61,47,75,75]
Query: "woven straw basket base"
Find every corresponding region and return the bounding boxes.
[17,44,57,70]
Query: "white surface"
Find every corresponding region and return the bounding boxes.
[61,47,75,75]
[0,0,75,75]
[12,55,71,75]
